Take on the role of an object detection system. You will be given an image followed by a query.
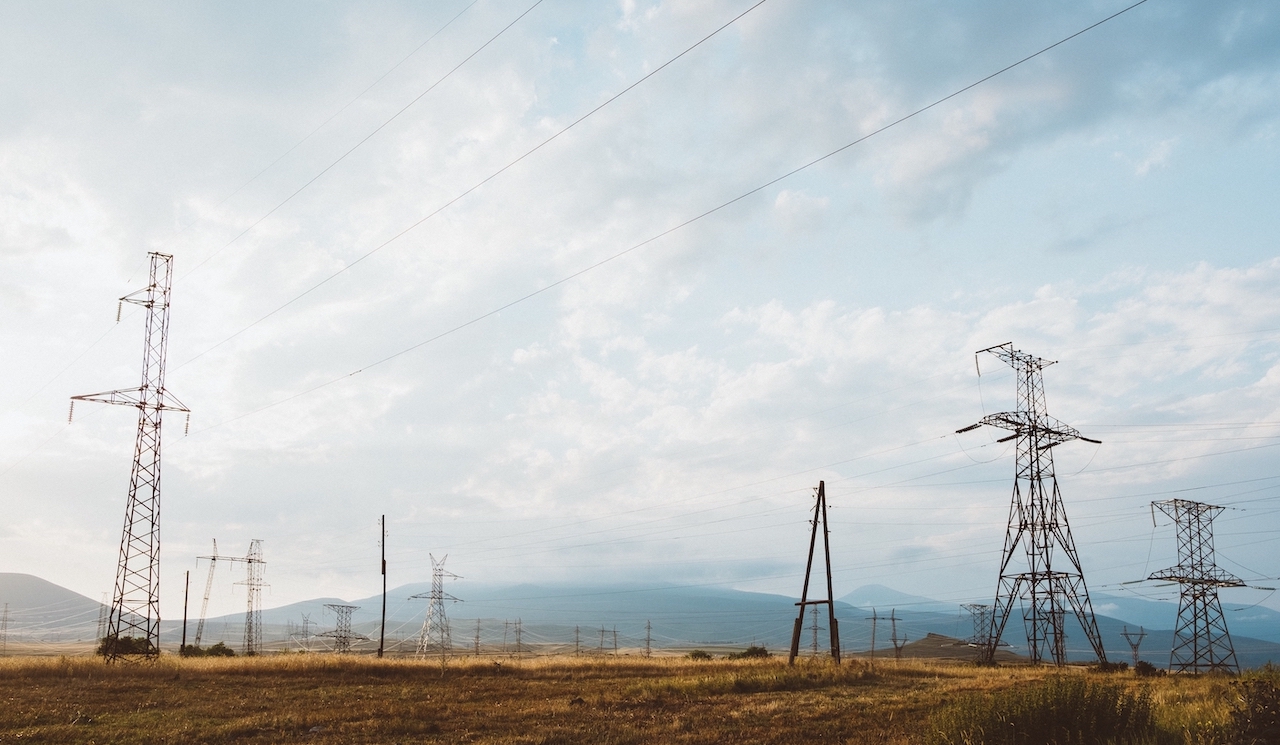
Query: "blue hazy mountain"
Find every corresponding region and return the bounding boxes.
[2,571,1276,667]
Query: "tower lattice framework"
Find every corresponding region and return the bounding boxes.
[1147,499,1242,674]
[71,252,189,661]
[957,343,1107,665]
[412,554,460,657]
[233,540,266,656]
[319,604,366,653]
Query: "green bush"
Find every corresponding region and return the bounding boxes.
[727,645,770,660]
[180,642,236,658]
[96,635,156,657]
[926,676,1170,745]
[686,650,712,660]
[1134,660,1165,678]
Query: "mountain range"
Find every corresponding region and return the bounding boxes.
[1,573,1277,667]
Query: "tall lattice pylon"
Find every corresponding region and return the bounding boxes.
[1147,499,1243,674]
[412,554,461,658]
[71,252,189,662]
[787,481,840,665]
[233,540,266,656]
[956,343,1107,665]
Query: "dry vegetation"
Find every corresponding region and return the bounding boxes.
[0,653,1261,744]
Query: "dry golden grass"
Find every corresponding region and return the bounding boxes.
[0,654,1238,744]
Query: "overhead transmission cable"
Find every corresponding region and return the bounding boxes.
[179,0,479,247]
[181,0,545,278]
[176,0,774,368]
[184,0,1152,434]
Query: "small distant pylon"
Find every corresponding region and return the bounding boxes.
[71,252,190,662]
[645,620,652,658]
[474,619,482,656]
[809,605,822,656]
[1121,626,1147,667]
[319,604,366,653]
[411,554,460,658]
[1147,499,1243,674]
[956,343,1108,666]
[291,614,315,651]
[866,608,878,658]
[962,603,992,649]
[787,481,841,665]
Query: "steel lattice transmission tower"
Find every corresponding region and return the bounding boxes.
[1147,499,1243,674]
[320,604,366,653]
[411,554,460,658]
[233,540,266,656]
[71,252,189,662]
[957,343,1107,665]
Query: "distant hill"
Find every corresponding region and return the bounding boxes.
[0,573,103,647]
[2,571,1278,668]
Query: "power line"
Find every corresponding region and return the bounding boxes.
[180,0,544,280]
[183,0,1152,434]
[176,0,773,370]
[179,1,480,256]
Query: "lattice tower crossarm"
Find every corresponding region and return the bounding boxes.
[70,252,189,662]
[956,343,1107,666]
[1147,499,1243,674]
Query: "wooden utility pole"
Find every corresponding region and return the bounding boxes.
[378,515,387,658]
[788,481,840,664]
[181,570,190,653]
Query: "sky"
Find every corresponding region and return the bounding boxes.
[1,0,1279,626]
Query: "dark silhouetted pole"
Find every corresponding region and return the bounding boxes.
[378,515,386,658]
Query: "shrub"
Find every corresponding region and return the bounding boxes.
[727,646,770,660]
[96,635,156,657]
[686,650,712,661]
[1134,660,1165,677]
[180,642,236,658]
[926,675,1169,745]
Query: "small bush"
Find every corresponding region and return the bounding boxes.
[1134,660,1165,677]
[180,642,236,658]
[96,635,156,657]
[1091,660,1129,673]
[686,650,712,661]
[727,646,770,660]
[926,675,1169,745]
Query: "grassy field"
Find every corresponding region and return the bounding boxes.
[0,653,1260,744]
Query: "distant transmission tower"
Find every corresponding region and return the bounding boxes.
[515,619,524,657]
[866,608,878,658]
[787,481,841,665]
[956,343,1107,665]
[809,604,822,656]
[232,540,266,655]
[1147,499,1243,673]
[645,620,652,658]
[411,554,460,658]
[962,603,992,649]
[97,592,109,644]
[291,614,315,651]
[71,252,189,662]
[1121,626,1147,668]
[474,619,482,656]
[320,604,365,653]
